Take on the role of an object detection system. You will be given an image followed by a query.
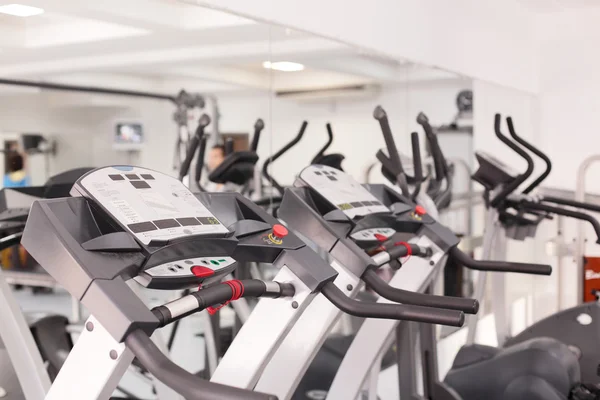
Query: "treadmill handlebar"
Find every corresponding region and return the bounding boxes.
[362,269,479,314]
[370,243,430,266]
[179,113,211,181]
[321,282,465,327]
[125,329,277,400]
[450,247,552,275]
[152,279,295,327]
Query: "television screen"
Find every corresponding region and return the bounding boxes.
[114,123,143,150]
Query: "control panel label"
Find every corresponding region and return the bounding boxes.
[299,165,390,218]
[79,166,229,245]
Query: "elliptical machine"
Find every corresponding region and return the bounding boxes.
[460,113,600,398]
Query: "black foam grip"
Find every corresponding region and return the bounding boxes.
[450,247,552,275]
[490,113,534,207]
[362,269,478,314]
[521,201,600,244]
[321,282,465,326]
[506,116,552,194]
[410,132,423,200]
[250,118,265,152]
[126,330,277,400]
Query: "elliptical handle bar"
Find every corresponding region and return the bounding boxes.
[262,121,308,195]
[126,330,277,400]
[179,113,211,181]
[321,282,465,326]
[373,106,409,196]
[311,123,334,164]
[490,113,534,207]
[506,116,552,194]
[416,112,448,182]
[362,269,479,314]
[194,135,209,192]
[410,132,424,201]
[541,196,600,214]
[250,118,265,152]
[450,247,552,275]
[518,200,600,244]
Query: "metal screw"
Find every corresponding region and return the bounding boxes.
[346,284,353,291]
[292,301,299,309]
[429,260,435,266]
[109,350,118,360]
[86,322,94,332]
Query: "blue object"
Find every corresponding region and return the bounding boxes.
[4,174,30,188]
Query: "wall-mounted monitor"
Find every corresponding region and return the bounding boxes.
[114,123,143,151]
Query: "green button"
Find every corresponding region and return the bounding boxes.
[210,260,219,266]
[218,259,227,262]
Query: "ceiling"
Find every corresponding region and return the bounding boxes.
[517,0,600,13]
[0,0,462,97]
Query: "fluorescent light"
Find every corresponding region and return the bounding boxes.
[0,4,44,17]
[262,61,305,72]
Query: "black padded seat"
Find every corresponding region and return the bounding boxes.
[313,153,344,171]
[209,151,258,185]
[444,337,580,400]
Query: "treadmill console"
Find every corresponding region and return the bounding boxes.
[472,151,518,190]
[299,165,397,245]
[299,165,389,219]
[72,166,235,289]
[74,166,229,245]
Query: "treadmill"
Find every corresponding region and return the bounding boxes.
[22,165,463,400]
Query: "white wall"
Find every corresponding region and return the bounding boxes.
[194,0,538,93]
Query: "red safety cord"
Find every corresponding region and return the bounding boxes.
[394,241,412,263]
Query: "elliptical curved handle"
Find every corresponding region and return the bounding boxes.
[490,113,534,207]
[311,123,334,164]
[179,113,211,181]
[373,106,409,196]
[416,112,447,182]
[506,116,552,194]
[250,118,265,152]
[262,121,308,195]
[194,135,208,192]
[126,330,277,400]
[410,132,423,202]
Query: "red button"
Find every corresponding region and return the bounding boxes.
[415,205,426,216]
[273,224,289,239]
[191,266,215,278]
[374,233,388,242]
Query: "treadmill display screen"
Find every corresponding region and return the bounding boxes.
[77,166,229,245]
[299,165,390,219]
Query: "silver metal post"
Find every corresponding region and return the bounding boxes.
[465,207,499,345]
[0,268,50,400]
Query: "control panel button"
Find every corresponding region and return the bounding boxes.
[415,205,426,216]
[191,266,215,278]
[273,224,288,239]
[374,233,388,242]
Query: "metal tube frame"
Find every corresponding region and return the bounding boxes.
[0,268,51,400]
[325,236,445,400]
